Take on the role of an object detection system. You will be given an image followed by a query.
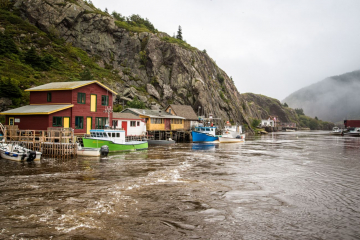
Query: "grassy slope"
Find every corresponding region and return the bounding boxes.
[0,9,122,107]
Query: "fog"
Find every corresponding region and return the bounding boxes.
[283,70,360,123]
[91,0,360,100]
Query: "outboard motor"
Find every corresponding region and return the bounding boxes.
[100,145,109,157]
[27,151,36,162]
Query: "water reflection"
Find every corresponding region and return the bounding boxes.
[191,143,218,151]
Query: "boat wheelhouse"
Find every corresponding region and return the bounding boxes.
[191,126,219,142]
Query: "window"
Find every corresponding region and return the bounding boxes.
[169,109,172,114]
[53,117,62,127]
[75,116,84,129]
[137,121,140,126]
[101,95,109,106]
[47,92,52,102]
[130,121,136,127]
[150,118,163,124]
[77,92,86,104]
[95,117,108,129]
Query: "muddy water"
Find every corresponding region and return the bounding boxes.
[0,131,360,239]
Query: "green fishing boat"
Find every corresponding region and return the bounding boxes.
[82,129,148,152]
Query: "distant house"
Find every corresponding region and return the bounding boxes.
[165,104,199,130]
[0,81,117,135]
[121,108,185,131]
[260,118,275,127]
[112,112,146,136]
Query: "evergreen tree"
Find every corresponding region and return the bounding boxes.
[176,25,183,40]
[79,68,94,80]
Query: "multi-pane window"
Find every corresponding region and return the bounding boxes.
[171,119,183,124]
[47,92,52,102]
[75,116,84,129]
[53,117,62,127]
[101,95,109,106]
[77,92,86,104]
[150,118,164,124]
[130,121,136,127]
[95,117,108,129]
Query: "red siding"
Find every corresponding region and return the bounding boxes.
[30,90,72,104]
[344,120,360,128]
[6,115,49,130]
[7,83,114,134]
[71,84,113,134]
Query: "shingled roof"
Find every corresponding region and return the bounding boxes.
[168,105,198,120]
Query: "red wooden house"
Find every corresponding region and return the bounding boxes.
[0,80,117,135]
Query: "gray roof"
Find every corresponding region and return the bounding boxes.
[167,104,198,120]
[122,108,185,119]
[113,112,142,120]
[25,80,117,94]
[0,104,73,115]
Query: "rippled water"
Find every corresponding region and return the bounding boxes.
[0,131,360,239]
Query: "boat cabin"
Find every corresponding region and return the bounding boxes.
[89,129,126,143]
[194,126,217,137]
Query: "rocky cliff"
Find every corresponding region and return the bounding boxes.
[12,0,252,127]
[1,0,314,131]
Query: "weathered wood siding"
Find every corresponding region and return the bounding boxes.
[30,90,72,104]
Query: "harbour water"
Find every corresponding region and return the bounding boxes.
[0,131,359,239]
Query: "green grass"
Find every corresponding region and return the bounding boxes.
[115,20,152,33]
[161,36,197,51]
[0,8,122,107]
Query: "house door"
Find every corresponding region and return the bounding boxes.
[63,117,70,128]
[122,121,127,136]
[9,117,14,125]
[165,119,171,130]
[90,94,96,112]
[86,117,92,134]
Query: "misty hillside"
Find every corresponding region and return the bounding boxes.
[283,70,360,123]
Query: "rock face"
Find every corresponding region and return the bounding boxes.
[13,0,251,127]
[11,0,296,129]
[241,93,298,123]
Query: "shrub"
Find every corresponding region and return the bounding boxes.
[251,119,261,128]
[0,32,18,55]
[126,96,146,109]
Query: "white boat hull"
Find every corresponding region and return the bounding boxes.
[219,135,245,143]
[77,148,101,157]
[0,151,28,161]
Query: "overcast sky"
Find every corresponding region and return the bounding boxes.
[91,0,360,100]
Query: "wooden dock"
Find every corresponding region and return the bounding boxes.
[2,125,77,158]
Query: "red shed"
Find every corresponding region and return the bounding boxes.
[344,120,360,128]
[0,80,117,135]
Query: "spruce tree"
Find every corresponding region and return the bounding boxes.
[176,25,183,40]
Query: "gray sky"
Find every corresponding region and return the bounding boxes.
[91,0,360,100]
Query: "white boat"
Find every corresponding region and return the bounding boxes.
[218,124,245,143]
[330,127,343,135]
[0,143,41,161]
[82,129,148,152]
[346,127,360,137]
[285,129,295,132]
[77,143,109,157]
[146,138,176,145]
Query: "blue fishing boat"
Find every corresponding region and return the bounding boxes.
[191,126,219,142]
